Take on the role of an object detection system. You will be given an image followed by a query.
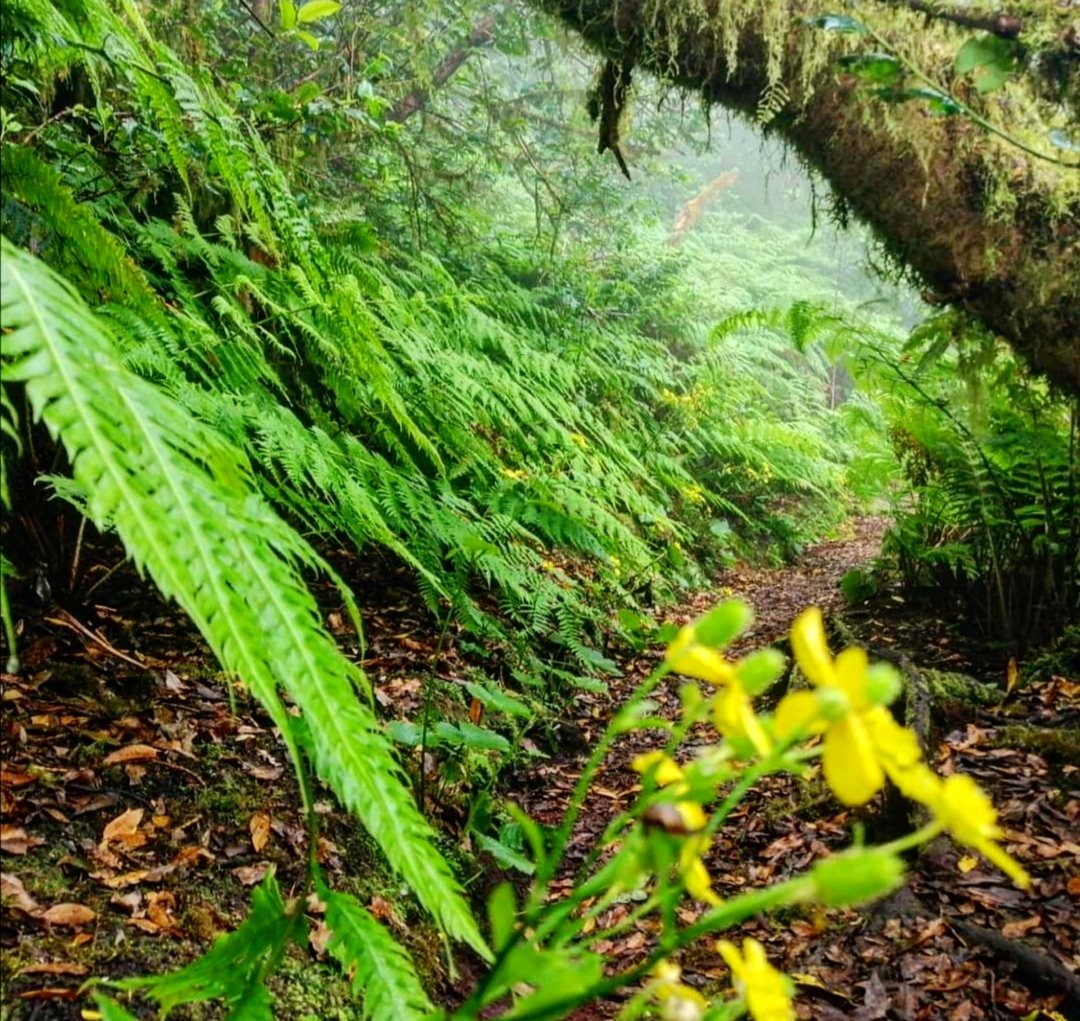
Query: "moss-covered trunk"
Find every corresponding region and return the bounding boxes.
[535,0,1080,394]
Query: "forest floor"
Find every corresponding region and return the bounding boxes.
[1,519,1078,1020]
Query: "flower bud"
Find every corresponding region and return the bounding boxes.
[810,847,905,907]
[815,686,849,722]
[736,648,786,695]
[865,663,902,706]
[692,600,752,649]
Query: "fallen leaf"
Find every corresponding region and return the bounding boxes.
[957,855,979,874]
[1,872,41,914]
[103,744,158,766]
[243,764,283,781]
[0,768,37,788]
[1001,915,1042,939]
[249,812,271,853]
[42,903,96,928]
[233,862,271,886]
[18,962,89,977]
[309,918,332,956]
[0,825,42,855]
[17,987,80,1001]
[102,808,144,845]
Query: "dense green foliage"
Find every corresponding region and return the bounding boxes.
[2,0,1075,1017]
[876,319,1078,650]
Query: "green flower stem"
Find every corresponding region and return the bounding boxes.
[879,822,942,857]
[529,661,673,910]
[491,876,812,1021]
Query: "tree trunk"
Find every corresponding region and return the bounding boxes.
[533,0,1080,394]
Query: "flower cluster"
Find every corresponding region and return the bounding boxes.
[647,940,795,1021]
[627,599,1028,1021]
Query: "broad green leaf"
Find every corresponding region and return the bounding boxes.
[295,29,320,49]
[837,53,903,86]
[297,0,341,22]
[874,85,961,115]
[487,881,518,950]
[278,0,297,29]
[476,832,536,875]
[464,679,533,719]
[457,721,512,751]
[954,35,1013,75]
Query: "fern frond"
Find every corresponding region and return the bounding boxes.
[0,238,486,955]
[322,887,435,1021]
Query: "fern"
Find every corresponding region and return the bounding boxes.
[117,875,302,1017]
[0,238,486,956]
[322,887,435,1021]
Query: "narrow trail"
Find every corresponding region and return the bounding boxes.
[514,516,887,845]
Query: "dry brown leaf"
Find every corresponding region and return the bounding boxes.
[1,872,41,914]
[0,768,37,788]
[243,764,283,781]
[103,744,158,766]
[0,825,42,855]
[41,903,96,928]
[233,862,271,886]
[102,807,144,845]
[1000,914,1042,939]
[309,918,332,957]
[16,987,80,1001]
[249,812,271,853]
[17,962,89,977]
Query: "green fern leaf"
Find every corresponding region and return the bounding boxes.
[322,887,435,1021]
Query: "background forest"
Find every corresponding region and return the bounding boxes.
[1,0,1077,1018]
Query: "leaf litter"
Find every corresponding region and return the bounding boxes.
[0,519,1076,1018]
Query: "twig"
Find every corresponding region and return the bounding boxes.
[44,608,149,671]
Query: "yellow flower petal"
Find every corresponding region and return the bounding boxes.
[790,607,836,688]
[682,854,721,905]
[718,939,795,1021]
[673,801,708,832]
[774,690,824,739]
[632,750,685,787]
[712,685,772,755]
[835,646,870,707]
[823,716,884,806]
[667,642,737,685]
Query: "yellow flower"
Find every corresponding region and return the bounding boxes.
[775,608,903,806]
[650,962,708,1021]
[712,681,772,757]
[926,773,1030,889]
[717,938,795,1021]
[665,605,779,758]
[632,750,687,790]
[568,431,588,448]
[665,624,737,686]
[632,753,721,906]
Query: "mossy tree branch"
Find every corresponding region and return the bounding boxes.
[533,0,1080,394]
